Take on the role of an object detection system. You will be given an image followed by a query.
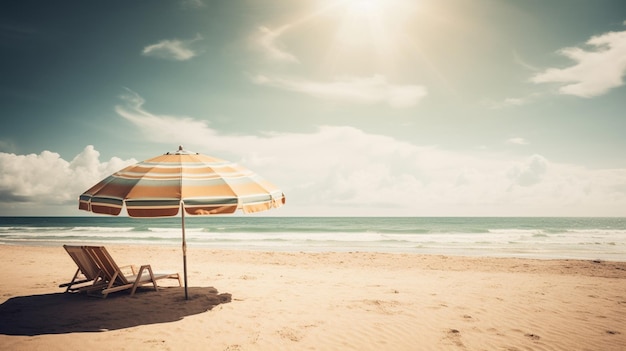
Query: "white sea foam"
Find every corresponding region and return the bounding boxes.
[70,226,134,232]
[1,217,625,261]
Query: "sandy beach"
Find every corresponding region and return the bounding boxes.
[0,245,625,350]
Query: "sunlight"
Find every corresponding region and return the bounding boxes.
[345,0,382,17]
[262,0,425,76]
[317,0,420,74]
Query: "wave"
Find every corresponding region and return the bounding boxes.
[1,217,625,261]
[148,227,204,233]
[70,226,135,232]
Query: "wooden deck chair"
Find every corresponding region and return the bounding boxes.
[59,245,105,292]
[82,246,182,298]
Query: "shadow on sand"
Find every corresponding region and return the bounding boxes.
[0,286,231,336]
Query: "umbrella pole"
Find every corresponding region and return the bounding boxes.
[181,202,189,300]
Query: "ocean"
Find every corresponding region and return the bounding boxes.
[1,217,625,261]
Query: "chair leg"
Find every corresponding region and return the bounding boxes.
[102,271,120,298]
[64,268,81,292]
[131,265,157,296]
[147,266,157,291]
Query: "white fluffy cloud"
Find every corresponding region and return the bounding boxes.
[142,34,203,61]
[531,30,626,97]
[0,146,135,211]
[4,94,625,216]
[253,74,427,108]
[111,92,626,216]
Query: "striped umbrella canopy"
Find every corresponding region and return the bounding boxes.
[78,146,285,299]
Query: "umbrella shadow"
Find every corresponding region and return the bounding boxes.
[0,286,231,336]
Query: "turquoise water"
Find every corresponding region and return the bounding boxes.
[1,217,625,261]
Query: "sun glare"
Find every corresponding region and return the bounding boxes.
[330,0,406,52]
[346,0,382,16]
[308,0,421,75]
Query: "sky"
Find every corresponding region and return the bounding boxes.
[1,0,625,217]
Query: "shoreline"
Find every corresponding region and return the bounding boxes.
[1,245,625,350]
[2,241,625,263]
[2,217,625,263]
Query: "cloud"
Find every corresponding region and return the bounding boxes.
[507,137,528,145]
[484,91,547,109]
[142,34,203,61]
[507,154,548,187]
[0,146,135,209]
[484,96,530,109]
[253,74,427,108]
[502,98,526,106]
[531,30,626,97]
[115,89,217,142]
[254,26,299,63]
[109,92,626,216]
[5,93,624,216]
[180,0,205,9]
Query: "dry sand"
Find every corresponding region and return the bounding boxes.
[0,245,625,351]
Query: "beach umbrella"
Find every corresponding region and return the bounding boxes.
[78,146,285,299]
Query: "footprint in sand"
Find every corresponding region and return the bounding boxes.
[444,329,465,348]
[278,327,304,342]
[525,333,541,340]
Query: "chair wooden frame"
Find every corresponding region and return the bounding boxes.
[59,245,106,292]
[82,246,182,298]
